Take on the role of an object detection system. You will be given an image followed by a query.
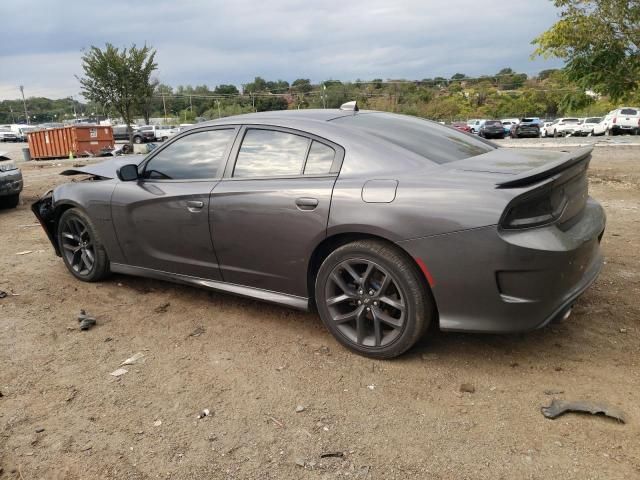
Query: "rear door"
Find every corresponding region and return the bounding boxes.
[111,127,238,280]
[210,126,344,297]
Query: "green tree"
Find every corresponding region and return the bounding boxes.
[533,0,640,101]
[214,84,240,95]
[79,43,157,143]
[291,79,313,93]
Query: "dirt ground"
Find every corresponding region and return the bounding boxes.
[1,145,639,479]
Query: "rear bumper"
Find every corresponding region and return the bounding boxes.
[398,197,605,333]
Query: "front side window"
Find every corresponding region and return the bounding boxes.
[233,129,310,178]
[143,129,235,180]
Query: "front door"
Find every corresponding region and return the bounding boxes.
[112,127,237,280]
[210,127,343,297]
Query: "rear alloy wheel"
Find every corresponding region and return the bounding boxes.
[57,208,110,282]
[315,240,433,359]
[133,136,143,144]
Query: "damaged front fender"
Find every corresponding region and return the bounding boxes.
[31,190,60,256]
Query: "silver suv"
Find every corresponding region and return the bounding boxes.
[0,160,23,208]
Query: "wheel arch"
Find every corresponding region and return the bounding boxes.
[307,231,439,321]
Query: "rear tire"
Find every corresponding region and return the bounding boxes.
[57,208,110,282]
[133,136,143,144]
[315,240,434,359]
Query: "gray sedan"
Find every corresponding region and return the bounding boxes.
[32,108,605,358]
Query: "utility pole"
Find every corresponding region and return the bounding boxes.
[9,105,15,123]
[19,85,29,125]
[162,94,167,121]
[189,95,193,112]
[216,100,221,118]
[322,84,326,109]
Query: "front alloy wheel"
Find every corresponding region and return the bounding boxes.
[316,240,433,358]
[57,208,110,282]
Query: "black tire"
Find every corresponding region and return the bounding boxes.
[57,208,110,282]
[133,136,143,144]
[315,240,434,359]
[553,129,559,138]
[161,136,168,141]
[1,194,19,209]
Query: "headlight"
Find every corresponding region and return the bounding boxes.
[0,162,17,172]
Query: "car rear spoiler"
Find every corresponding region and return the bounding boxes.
[495,146,592,189]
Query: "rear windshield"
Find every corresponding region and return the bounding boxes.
[620,108,638,115]
[485,120,502,126]
[564,118,579,123]
[586,117,602,123]
[332,113,495,165]
[521,118,538,123]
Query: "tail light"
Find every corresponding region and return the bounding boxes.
[613,117,617,124]
[500,187,567,229]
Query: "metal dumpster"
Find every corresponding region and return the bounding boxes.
[27,125,114,160]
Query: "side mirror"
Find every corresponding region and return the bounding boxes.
[117,164,139,181]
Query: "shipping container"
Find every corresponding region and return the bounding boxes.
[27,125,114,160]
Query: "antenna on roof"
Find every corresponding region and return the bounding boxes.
[339,100,359,112]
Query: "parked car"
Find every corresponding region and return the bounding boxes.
[155,125,179,141]
[113,125,155,144]
[0,128,20,142]
[469,119,486,134]
[592,118,608,136]
[510,118,541,138]
[479,120,505,139]
[577,117,603,136]
[501,118,519,136]
[599,108,640,136]
[543,118,581,137]
[540,121,554,137]
[32,107,606,359]
[0,160,23,208]
[451,122,471,133]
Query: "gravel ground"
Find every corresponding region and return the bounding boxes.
[0,143,639,479]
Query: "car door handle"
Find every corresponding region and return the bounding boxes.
[186,200,204,212]
[295,197,319,210]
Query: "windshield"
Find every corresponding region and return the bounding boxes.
[586,117,602,123]
[564,118,579,123]
[332,113,495,165]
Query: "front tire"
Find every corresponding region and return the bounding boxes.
[57,208,110,282]
[1,194,19,209]
[315,240,433,359]
[133,136,143,144]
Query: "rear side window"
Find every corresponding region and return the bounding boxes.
[143,129,235,180]
[304,141,335,174]
[332,113,494,165]
[620,108,638,115]
[234,129,310,178]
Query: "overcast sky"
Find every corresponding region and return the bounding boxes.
[0,0,563,100]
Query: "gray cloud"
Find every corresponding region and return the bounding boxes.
[0,0,562,100]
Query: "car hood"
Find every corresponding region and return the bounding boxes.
[60,155,144,178]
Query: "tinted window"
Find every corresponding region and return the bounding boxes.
[620,108,638,115]
[485,120,501,126]
[332,113,494,165]
[304,141,335,174]
[587,117,602,123]
[564,118,579,123]
[143,129,234,180]
[234,129,310,178]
